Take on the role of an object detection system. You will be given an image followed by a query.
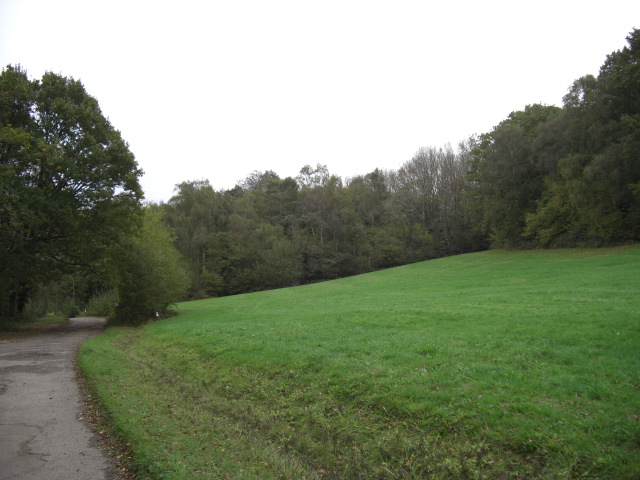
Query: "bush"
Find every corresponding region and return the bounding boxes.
[86,289,118,317]
[112,208,188,325]
[68,303,81,318]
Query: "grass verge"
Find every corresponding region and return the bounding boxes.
[79,247,640,479]
[0,314,69,341]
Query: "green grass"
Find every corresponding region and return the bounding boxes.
[78,246,640,479]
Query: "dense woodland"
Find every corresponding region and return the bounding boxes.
[162,29,640,298]
[1,30,638,324]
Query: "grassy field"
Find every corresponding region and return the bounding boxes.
[78,247,640,479]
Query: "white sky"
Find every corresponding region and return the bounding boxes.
[1,0,638,202]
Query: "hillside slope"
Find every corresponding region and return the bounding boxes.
[80,246,640,479]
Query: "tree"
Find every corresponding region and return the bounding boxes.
[0,66,143,322]
[296,163,330,189]
[469,104,561,247]
[525,29,640,245]
[346,169,388,228]
[163,180,230,297]
[112,207,188,325]
[227,222,302,292]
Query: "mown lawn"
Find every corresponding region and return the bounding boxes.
[79,246,640,479]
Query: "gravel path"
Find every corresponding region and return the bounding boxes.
[0,317,115,480]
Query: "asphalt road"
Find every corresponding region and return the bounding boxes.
[0,317,115,480]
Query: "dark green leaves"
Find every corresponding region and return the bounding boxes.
[0,65,143,321]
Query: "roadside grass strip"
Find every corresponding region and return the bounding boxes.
[79,246,640,479]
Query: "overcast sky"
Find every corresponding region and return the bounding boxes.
[1,1,638,202]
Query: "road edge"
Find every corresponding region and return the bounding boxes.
[74,342,137,480]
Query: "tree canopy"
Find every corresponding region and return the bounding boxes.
[522,29,640,245]
[0,66,143,321]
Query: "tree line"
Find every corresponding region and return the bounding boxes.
[161,148,479,298]
[162,29,639,298]
[1,29,638,324]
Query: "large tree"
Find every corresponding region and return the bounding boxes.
[468,104,562,247]
[0,66,143,321]
[525,29,640,245]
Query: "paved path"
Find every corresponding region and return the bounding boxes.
[0,317,114,480]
